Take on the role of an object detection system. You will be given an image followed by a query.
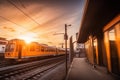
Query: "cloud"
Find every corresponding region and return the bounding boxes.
[0,0,85,46]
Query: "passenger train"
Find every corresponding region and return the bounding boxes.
[4,39,65,61]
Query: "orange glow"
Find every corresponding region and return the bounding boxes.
[18,34,36,43]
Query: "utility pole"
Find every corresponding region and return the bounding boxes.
[64,24,68,75]
[53,24,71,75]
[64,24,71,75]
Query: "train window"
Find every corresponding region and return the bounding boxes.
[51,50,53,52]
[5,43,15,52]
[41,47,44,52]
[48,49,49,52]
[0,42,6,44]
[30,45,35,51]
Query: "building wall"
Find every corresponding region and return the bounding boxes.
[0,37,8,59]
[93,38,99,65]
[85,36,105,66]
[0,39,8,53]
[85,37,94,64]
[84,15,120,75]
[116,22,120,72]
[103,15,120,75]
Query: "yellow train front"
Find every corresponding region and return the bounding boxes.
[5,39,65,61]
[5,39,25,60]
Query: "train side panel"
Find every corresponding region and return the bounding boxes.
[5,39,65,61]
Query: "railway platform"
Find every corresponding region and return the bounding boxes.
[66,58,117,80]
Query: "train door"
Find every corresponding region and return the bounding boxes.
[108,28,119,74]
[18,42,22,59]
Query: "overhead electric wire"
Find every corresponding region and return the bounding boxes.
[7,0,41,25]
[17,0,26,8]
[0,16,25,28]
[0,16,38,35]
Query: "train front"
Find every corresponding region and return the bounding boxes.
[4,39,21,60]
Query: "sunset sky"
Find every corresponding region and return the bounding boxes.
[0,0,85,47]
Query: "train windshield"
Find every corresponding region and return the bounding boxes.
[5,43,15,52]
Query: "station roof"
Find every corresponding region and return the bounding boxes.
[77,0,120,43]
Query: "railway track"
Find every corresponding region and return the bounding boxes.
[0,55,64,68]
[18,61,64,80]
[0,60,11,68]
[0,56,65,80]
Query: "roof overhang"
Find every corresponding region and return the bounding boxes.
[77,0,120,43]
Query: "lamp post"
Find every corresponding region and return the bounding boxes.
[53,24,71,75]
[64,24,71,75]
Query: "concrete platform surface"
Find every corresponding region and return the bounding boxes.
[66,58,116,80]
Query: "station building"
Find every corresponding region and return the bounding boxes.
[0,37,8,59]
[77,0,120,76]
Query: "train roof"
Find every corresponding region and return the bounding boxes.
[9,39,24,41]
[57,48,65,50]
[7,39,58,49]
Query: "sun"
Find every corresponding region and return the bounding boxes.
[18,35,35,43]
